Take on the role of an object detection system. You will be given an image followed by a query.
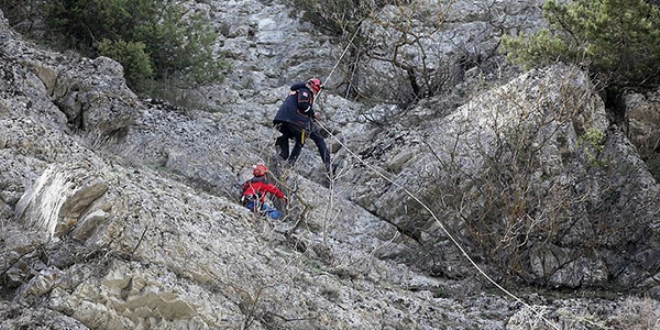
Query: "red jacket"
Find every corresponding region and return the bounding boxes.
[241,177,284,204]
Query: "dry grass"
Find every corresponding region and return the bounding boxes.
[607,297,660,330]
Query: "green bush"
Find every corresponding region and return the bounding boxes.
[577,128,607,168]
[41,0,225,89]
[502,0,660,94]
[97,39,153,87]
[130,4,224,85]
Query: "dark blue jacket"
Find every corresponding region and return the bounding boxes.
[273,82,315,132]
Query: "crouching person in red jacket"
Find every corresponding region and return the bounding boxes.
[240,164,288,219]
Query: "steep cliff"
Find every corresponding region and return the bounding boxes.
[1,1,660,330]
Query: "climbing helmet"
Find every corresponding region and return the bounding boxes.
[253,164,268,177]
[306,78,323,93]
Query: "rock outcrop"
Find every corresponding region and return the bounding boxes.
[351,64,660,289]
[1,0,659,329]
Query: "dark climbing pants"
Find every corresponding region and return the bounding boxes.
[309,128,331,168]
[275,123,330,167]
[275,122,303,162]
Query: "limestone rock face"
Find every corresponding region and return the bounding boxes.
[0,16,137,136]
[352,64,660,288]
[624,90,660,173]
[15,164,109,240]
[1,1,659,329]
[47,56,138,136]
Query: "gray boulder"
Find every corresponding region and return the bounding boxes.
[353,64,660,289]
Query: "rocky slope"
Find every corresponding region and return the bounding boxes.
[1,1,660,329]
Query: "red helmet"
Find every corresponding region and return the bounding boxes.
[306,78,323,93]
[253,164,267,177]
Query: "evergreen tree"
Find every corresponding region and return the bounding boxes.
[503,0,660,96]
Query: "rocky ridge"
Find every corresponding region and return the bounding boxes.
[1,1,660,329]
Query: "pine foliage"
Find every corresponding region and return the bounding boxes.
[502,0,660,94]
[43,0,225,89]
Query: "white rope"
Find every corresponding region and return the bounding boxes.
[312,19,562,330]
[321,22,363,94]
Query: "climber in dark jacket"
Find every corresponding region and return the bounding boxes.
[273,78,332,172]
